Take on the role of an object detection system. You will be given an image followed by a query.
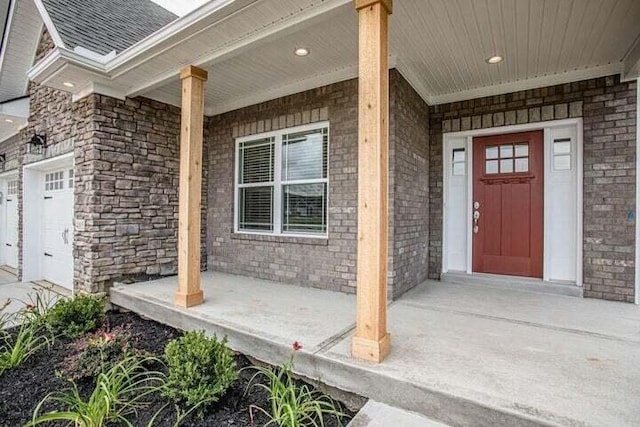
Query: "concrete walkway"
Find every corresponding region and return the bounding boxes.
[111,272,640,426]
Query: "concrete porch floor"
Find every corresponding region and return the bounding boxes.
[111,272,640,426]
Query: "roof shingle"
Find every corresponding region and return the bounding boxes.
[41,0,177,55]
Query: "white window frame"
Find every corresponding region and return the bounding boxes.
[234,121,330,238]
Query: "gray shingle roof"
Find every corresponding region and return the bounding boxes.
[41,0,177,55]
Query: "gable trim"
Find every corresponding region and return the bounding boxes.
[33,0,65,49]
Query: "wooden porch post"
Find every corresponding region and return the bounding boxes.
[175,65,208,308]
[352,0,392,363]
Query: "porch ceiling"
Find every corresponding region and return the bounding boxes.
[30,0,640,113]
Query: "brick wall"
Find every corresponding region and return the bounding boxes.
[206,72,430,297]
[74,94,207,293]
[389,70,430,298]
[428,75,637,302]
[206,79,359,294]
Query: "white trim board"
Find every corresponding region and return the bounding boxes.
[442,119,583,288]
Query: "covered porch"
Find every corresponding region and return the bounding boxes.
[111,271,640,426]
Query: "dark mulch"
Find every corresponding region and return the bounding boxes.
[0,311,357,426]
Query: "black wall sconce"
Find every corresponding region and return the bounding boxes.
[0,154,5,171]
[28,134,46,155]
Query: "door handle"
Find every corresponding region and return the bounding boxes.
[5,243,11,247]
[44,252,53,257]
[61,228,69,245]
[473,201,480,234]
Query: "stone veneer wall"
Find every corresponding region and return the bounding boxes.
[74,94,208,293]
[428,75,637,302]
[389,70,430,298]
[206,72,430,297]
[0,134,21,172]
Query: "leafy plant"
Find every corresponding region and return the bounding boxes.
[0,321,52,376]
[45,293,105,338]
[247,342,345,427]
[162,330,238,416]
[16,287,58,327]
[61,325,136,380]
[28,355,165,427]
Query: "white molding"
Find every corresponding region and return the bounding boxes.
[426,63,625,106]
[23,151,74,171]
[234,121,330,238]
[636,78,640,304]
[443,119,583,287]
[0,0,18,78]
[622,36,640,82]
[0,169,18,179]
[72,82,126,102]
[32,0,66,49]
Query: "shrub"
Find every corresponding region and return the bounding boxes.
[46,294,105,339]
[60,325,136,380]
[248,342,345,427]
[28,355,165,427]
[162,330,238,416]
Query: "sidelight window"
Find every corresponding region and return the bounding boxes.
[235,122,329,237]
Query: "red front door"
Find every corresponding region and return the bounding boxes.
[472,131,544,278]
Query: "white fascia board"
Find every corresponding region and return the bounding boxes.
[0,0,18,75]
[425,63,625,106]
[32,0,65,48]
[27,47,108,83]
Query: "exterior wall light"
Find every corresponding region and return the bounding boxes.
[0,154,5,171]
[28,134,46,155]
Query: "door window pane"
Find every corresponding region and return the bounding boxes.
[554,154,571,171]
[515,158,529,172]
[486,160,499,174]
[499,144,513,158]
[486,146,499,159]
[514,144,528,157]
[554,139,571,154]
[452,148,466,176]
[500,159,513,173]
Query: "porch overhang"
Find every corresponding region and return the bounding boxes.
[26,0,640,114]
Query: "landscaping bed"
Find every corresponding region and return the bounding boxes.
[0,296,358,427]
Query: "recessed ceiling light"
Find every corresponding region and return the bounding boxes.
[486,55,503,64]
[4,119,13,123]
[63,81,75,88]
[294,47,310,57]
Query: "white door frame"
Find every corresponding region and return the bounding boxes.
[22,152,74,289]
[442,118,583,286]
[0,170,18,268]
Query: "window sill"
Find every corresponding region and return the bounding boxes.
[231,232,329,246]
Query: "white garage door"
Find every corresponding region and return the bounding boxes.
[3,179,18,268]
[41,169,74,289]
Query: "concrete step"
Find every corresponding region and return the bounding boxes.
[442,272,583,297]
[348,401,448,426]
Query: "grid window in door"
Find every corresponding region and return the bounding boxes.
[485,143,529,174]
[235,123,329,236]
[452,148,466,176]
[7,180,17,196]
[45,171,65,191]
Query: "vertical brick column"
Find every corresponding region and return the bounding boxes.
[352,0,392,363]
[176,66,208,308]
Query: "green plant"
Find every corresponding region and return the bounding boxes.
[61,325,136,380]
[45,293,105,338]
[28,355,165,427]
[162,330,238,416]
[0,321,52,376]
[16,287,58,327]
[247,342,345,427]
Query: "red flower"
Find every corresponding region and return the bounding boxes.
[292,341,302,351]
[25,304,36,311]
[103,332,115,342]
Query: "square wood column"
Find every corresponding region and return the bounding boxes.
[175,65,208,308]
[352,0,392,363]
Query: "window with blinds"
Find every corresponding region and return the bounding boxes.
[235,123,329,237]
